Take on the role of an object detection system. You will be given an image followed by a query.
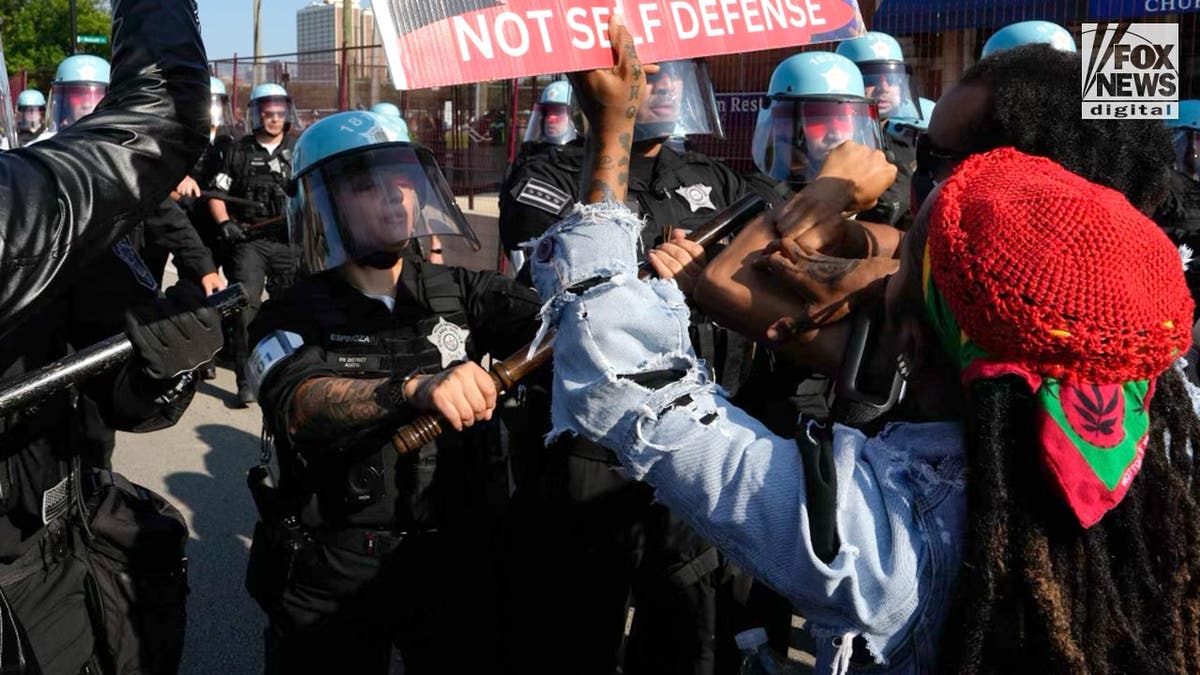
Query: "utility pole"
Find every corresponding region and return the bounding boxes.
[341,0,354,110]
[69,0,78,55]
[253,0,264,86]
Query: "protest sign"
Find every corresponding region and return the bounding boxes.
[373,0,864,89]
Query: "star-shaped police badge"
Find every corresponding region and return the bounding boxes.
[427,317,470,367]
[869,37,893,59]
[675,183,715,213]
[821,66,852,93]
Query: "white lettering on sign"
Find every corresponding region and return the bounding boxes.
[449,0,833,60]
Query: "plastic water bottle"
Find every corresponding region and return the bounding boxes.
[736,627,800,675]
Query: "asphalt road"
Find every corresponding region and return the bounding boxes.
[114,363,266,675]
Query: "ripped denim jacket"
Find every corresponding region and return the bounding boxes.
[528,202,968,674]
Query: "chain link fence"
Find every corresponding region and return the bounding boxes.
[207,3,1199,270]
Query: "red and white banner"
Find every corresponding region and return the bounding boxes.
[373,0,865,90]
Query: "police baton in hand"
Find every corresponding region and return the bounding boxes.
[391,192,772,454]
[199,190,266,211]
[0,284,249,415]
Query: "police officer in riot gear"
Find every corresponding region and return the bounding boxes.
[245,110,542,674]
[0,0,212,670]
[752,52,884,188]
[498,79,586,272]
[28,54,110,147]
[1155,99,1200,318]
[835,33,919,227]
[982,20,1077,59]
[210,82,302,406]
[14,89,45,146]
[503,60,789,675]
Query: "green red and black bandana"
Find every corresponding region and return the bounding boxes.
[923,246,1152,528]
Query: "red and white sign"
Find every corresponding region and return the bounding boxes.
[373,0,865,90]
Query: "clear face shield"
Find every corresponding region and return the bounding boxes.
[633,60,724,142]
[17,105,44,133]
[523,102,578,145]
[211,94,233,131]
[1175,128,1200,182]
[860,62,920,121]
[753,97,882,185]
[290,144,480,274]
[249,96,303,135]
[47,83,107,131]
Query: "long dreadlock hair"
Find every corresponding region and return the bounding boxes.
[957,44,1174,212]
[937,366,1200,673]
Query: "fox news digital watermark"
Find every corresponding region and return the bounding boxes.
[1082,22,1178,120]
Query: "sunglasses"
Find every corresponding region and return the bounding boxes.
[261,110,287,120]
[915,133,970,178]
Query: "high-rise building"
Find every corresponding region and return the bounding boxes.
[296,0,382,82]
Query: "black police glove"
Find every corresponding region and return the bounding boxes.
[125,284,224,380]
[219,219,246,244]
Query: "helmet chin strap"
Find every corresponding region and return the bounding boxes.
[356,251,403,269]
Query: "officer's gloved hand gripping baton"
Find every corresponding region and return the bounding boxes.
[0,284,249,415]
[391,193,771,454]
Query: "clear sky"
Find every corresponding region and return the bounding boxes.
[199,0,370,60]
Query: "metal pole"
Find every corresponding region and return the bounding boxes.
[342,0,354,110]
[69,0,78,55]
[507,78,519,165]
[253,0,263,86]
[231,53,239,130]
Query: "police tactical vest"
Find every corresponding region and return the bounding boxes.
[284,263,501,533]
[228,135,295,226]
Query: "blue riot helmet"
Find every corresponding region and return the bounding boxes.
[16,89,46,133]
[524,80,578,145]
[209,76,233,132]
[289,110,478,274]
[836,32,920,121]
[982,21,1076,59]
[634,59,724,142]
[1168,100,1200,181]
[47,54,110,132]
[248,82,303,135]
[752,52,883,186]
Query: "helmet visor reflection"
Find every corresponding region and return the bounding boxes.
[49,83,107,130]
[767,98,881,183]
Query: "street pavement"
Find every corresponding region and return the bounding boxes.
[114,355,265,674]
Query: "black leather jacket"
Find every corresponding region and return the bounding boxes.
[0,0,209,339]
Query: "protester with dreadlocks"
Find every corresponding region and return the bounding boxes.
[534,35,1200,672]
[698,42,1175,357]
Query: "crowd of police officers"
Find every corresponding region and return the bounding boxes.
[0,1,1198,672]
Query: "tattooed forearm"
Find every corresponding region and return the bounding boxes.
[801,253,861,285]
[587,179,618,203]
[291,376,395,441]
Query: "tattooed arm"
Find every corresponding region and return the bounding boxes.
[290,376,401,443]
[569,13,650,204]
[290,361,499,443]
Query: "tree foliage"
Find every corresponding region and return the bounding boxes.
[1,0,111,91]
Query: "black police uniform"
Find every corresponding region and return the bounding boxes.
[498,139,587,253]
[247,257,541,675]
[501,141,784,675]
[214,133,300,392]
[0,0,208,669]
[1154,169,1200,321]
[184,127,237,267]
[858,120,917,229]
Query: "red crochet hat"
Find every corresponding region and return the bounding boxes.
[928,147,1193,384]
